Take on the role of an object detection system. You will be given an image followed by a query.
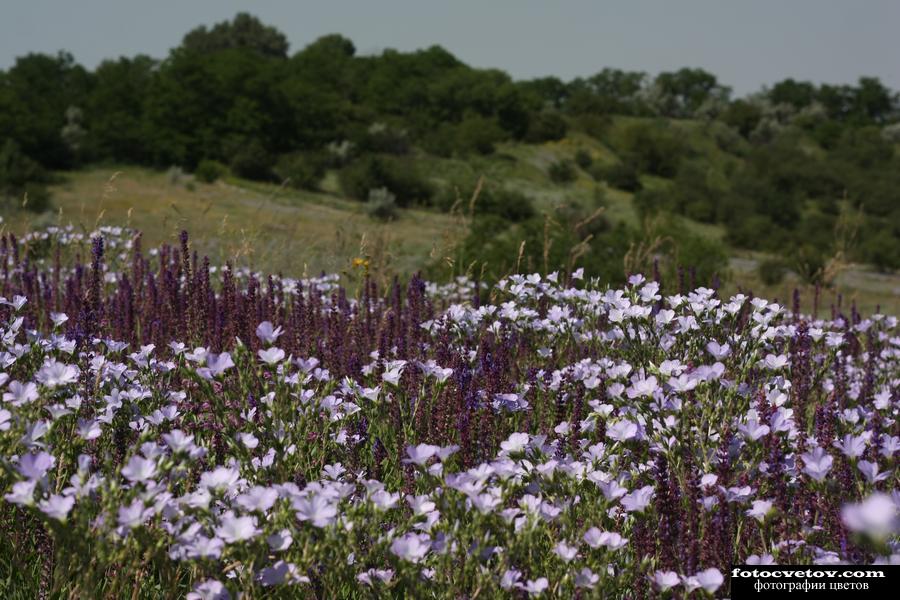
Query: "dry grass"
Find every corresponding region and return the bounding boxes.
[1,166,465,287]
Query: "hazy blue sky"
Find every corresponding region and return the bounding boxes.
[1,0,898,95]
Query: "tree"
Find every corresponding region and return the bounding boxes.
[651,68,730,118]
[180,12,289,58]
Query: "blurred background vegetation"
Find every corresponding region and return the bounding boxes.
[1,13,899,312]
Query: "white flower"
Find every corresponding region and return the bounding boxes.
[187,579,230,600]
[215,512,260,544]
[4,480,37,506]
[575,567,599,589]
[620,486,654,512]
[117,498,153,530]
[553,541,578,562]
[236,486,279,512]
[651,570,681,591]
[39,494,75,521]
[200,466,241,492]
[583,527,628,550]
[841,493,899,539]
[746,499,775,522]
[36,360,80,388]
[403,444,439,466]
[518,577,549,596]
[256,321,283,345]
[267,529,293,551]
[120,455,157,483]
[3,380,38,405]
[500,432,529,454]
[17,451,55,480]
[390,532,430,563]
[800,447,833,482]
[607,419,638,442]
[258,347,285,365]
[293,494,338,528]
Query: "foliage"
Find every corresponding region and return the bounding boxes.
[593,160,642,192]
[272,152,326,190]
[339,155,434,207]
[547,159,577,184]
[366,187,399,221]
[194,159,228,183]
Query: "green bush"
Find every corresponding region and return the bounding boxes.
[524,112,567,143]
[338,156,434,207]
[436,183,535,222]
[548,159,577,184]
[273,153,326,190]
[366,187,399,221]
[0,140,52,212]
[619,122,687,177]
[757,258,788,286]
[574,149,593,169]
[593,161,642,192]
[230,140,275,181]
[194,159,228,183]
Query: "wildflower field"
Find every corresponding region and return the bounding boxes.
[0,226,897,599]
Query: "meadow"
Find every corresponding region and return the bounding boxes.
[0,225,896,598]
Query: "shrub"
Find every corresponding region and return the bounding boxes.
[548,160,577,184]
[339,156,434,207]
[273,153,326,190]
[194,159,228,183]
[436,183,535,221]
[366,187,399,221]
[455,115,505,155]
[757,258,788,286]
[593,161,642,192]
[230,140,275,181]
[574,149,593,169]
[0,140,52,212]
[524,112,567,143]
[619,122,687,177]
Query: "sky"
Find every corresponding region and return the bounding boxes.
[1,0,898,96]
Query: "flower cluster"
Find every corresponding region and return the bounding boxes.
[0,229,897,598]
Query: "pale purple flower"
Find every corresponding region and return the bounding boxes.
[575,568,599,589]
[746,499,775,522]
[236,486,279,512]
[117,498,153,530]
[267,529,293,551]
[390,532,430,563]
[39,494,75,521]
[857,460,890,484]
[293,494,338,528]
[518,578,549,596]
[199,466,241,492]
[4,480,37,506]
[834,433,868,459]
[215,512,260,544]
[17,451,55,480]
[626,376,658,399]
[842,493,898,538]
[621,486,654,512]
[187,579,230,600]
[258,347,285,365]
[607,419,638,442]
[500,432,530,454]
[36,360,80,388]
[553,541,578,562]
[3,380,38,406]
[801,447,833,482]
[403,444,440,466]
[256,321,283,345]
[121,455,157,483]
[650,570,681,591]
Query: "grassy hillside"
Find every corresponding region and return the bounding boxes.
[2,114,898,314]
